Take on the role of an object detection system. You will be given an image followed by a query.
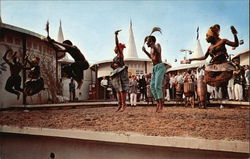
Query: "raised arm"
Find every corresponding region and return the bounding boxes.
[47,37,74,50]
[2,49,13,65]
[115,30,122,54]
[52,40,74,49]
[225,26,239,47]
[189,50,209,62]
[142,46,151,59]
[11,51,17,59]
[21,55,30,69]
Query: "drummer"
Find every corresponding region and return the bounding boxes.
[183,69,192,82]
[183,70,195,96]
[187,24,239,96]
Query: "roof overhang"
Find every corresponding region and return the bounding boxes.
[232,49,249,60]
[1,22,66,60]
[167,62,206,72]
[90,58,171,71]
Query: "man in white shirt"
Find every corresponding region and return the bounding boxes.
[169,74,176,100]
[101,76,108,100]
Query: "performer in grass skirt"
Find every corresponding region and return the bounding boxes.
[187,24,239,98]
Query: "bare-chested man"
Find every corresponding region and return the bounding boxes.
[142,36,166,112]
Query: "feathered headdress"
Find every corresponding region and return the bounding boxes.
[150,27,162,35]
[144,27,162,44]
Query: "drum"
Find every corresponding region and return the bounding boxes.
[197,76,207,108]
[184,82,195,97]
[176,83,183,95]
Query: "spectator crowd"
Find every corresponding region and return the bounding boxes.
[101,61,249,106]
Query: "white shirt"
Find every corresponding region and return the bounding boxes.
[169,77,176,88]
[176,75,184,83]
[227,78,234,88]
[196,69,204,79]
[101,79,108,87]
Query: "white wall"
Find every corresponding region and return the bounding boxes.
[240,52,249,66]
[1,133,248,159]
[60,67,92,101]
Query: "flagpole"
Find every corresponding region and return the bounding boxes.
[196,26,199,40]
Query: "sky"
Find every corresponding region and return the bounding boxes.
[1,0,249,66]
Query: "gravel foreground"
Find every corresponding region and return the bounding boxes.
[0,106,249,141]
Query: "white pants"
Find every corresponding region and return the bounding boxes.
[214,87,222,99]
[246,78,249,86]
[130,93,137,106]
[234,84,243,100]
[227,87,234,100]
[207,85,215,99]
[165,88,170,101]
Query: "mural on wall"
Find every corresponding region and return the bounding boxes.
[0,43,20,107]
[2,46,25,100]
[0,44,48,100]
[0,35,60,106]
[0,61,7,75]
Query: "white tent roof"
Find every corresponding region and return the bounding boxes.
[56,21,74,63]
[124,21,138,59]
[57,20,64,43]
[191,39,205,63]
[167,62,206,72]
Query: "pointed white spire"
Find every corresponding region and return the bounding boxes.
[191,27,205,64]
[192,39,205,63]
[125,20,138,59]
[57,20,64,43]
[56,20,74,63]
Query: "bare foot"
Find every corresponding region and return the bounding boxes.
[155,104,159,113]
[116,105,122,112]
[157,105,163,113]
[120,104,127,112]
[116,102,122,112]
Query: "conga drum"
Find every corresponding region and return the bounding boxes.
[176,83,183,95]
[175,83,183,102]
[197,75,207,108]
[184,82,195,97]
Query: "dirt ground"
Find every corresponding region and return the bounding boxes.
[0,106,249,141]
